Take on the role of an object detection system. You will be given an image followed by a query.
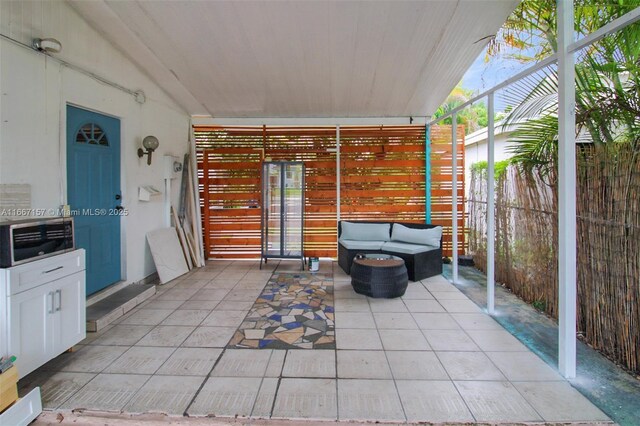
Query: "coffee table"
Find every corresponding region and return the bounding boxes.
[350,253,408,298]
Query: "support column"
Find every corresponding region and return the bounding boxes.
[336,125,341,221]
[202,150,211,257]
[558,0,577,378]
[425,121,432,223]
[487,94,496,314]
[451,114,459,283]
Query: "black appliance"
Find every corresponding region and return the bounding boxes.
[0,217,75,267]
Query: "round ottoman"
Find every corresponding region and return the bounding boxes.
[350,254,408,298]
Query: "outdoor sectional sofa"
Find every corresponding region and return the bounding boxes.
[338,220,443,281]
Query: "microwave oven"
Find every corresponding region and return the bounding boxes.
[0,217,75,267]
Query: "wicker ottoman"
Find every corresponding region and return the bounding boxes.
[350,254,408,298]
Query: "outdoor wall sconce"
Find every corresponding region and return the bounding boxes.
[138,136,160,165]
[32,38,62,53]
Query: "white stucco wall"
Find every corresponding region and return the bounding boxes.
[0,1,191,284]
[464,128,514,198]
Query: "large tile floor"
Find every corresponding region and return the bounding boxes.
[20,260,611,424]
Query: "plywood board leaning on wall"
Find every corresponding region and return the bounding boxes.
[146,228,189,283]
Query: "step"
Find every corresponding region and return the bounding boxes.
[86,284,156,332]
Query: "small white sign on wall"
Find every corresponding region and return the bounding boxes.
[0,184,31,210]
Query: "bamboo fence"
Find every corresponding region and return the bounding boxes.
[469,143,640,375]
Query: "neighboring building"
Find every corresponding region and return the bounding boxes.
[464,121,518,199]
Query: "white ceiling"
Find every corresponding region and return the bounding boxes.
[69,0,518,119]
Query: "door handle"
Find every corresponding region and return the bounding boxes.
[48,291,55,314]
[55,289,62,312]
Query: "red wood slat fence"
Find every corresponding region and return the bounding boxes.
[339,126,427,225]
[197,128,262,258]
[195,125,465,259]
[430,125,466,256]
[263,127,338,257]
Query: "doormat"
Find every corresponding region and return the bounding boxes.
[227,273,335,349]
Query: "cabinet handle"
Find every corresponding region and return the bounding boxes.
[48,291,55,314]
[55,289,62,312]
[43,266,63,274]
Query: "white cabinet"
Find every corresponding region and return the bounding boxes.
[7,284,52,377]
[55,273,86,352]
[1,250,86,379]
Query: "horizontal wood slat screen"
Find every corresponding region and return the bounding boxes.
[197,128,263,258]
[263,127,338,258]
[429,125,466,256]
[196,126,336,258]
[339,126,426,225]
[338,125,464,257]
[195,125,465,259]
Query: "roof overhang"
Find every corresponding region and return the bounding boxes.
[69,0,519,119]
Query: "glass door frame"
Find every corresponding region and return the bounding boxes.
[260,161,305,270]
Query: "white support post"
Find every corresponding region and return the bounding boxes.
[451,114,459,283]
[336,125,341,222]
[558,0,577,378]
[487,93,496,314]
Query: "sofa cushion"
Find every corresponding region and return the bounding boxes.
[391,224,442,247]
[339,239,385,251]
[340,222,391,241]
[381,241,439,255]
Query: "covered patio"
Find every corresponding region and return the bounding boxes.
[2,0,639,424]
[22,260,609,423]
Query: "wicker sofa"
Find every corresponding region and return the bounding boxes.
[338,221,442,281]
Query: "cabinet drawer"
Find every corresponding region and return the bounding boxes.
[6,249,85,296]
[0,386,42,426]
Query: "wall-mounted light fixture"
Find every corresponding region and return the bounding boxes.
[32,38,62,53]
[138,136,159,165]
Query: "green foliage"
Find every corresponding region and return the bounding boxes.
[495,160,510,179]
[532,299,547,312]
[487,0,640,64]
[470,160,511,180]
[434,86,497,135]
[470,161,488,174]
[496,0,640,171]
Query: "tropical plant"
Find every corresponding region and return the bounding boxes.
[487,0,640,64]
[495,0,640,171]
[471,0,640,377]
[433,85,490,134]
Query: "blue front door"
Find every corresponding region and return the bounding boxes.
[67,105,121,295]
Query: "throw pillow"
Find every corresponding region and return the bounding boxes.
[391,224,442,246]
[340,221,391,241]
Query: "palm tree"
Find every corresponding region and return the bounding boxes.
[434,85,489,135]
[494,0,640,171]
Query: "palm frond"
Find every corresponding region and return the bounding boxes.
[507,115,559,173]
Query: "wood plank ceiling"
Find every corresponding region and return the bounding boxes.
[69,0,518,118]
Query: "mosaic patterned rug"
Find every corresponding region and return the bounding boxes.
[228,273,335,349]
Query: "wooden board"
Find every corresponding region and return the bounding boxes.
[171,206,193,270]
[146,228,189,283]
